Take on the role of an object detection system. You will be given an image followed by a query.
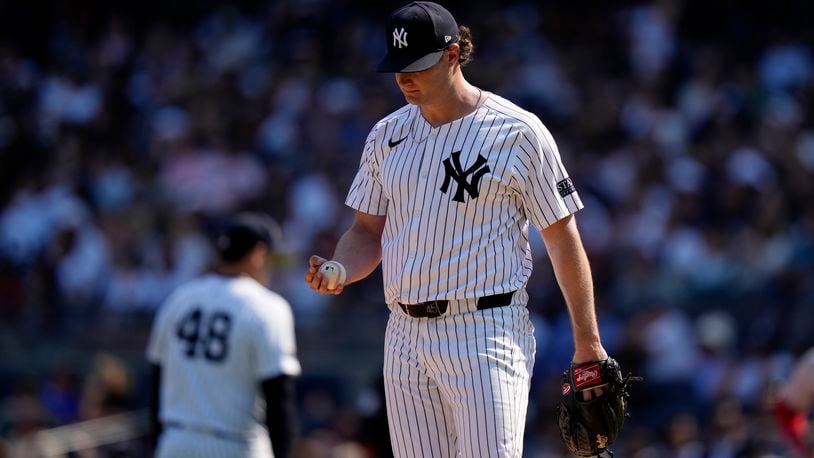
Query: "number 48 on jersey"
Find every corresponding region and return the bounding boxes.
[175,308,232,362]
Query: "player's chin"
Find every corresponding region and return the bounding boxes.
[401,90,422,104]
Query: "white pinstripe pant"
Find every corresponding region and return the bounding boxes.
[383,304,536,458]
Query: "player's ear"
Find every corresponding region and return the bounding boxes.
[249,244,268,269]
[444,44,460,66]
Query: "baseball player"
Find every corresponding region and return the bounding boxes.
[305,2,608,457]
[148,213,300,458]
[774,347,814,455]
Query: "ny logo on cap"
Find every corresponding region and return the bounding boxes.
[393,27,408,48]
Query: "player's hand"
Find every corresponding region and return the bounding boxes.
[305,255,345,295]
[573,343,609,401]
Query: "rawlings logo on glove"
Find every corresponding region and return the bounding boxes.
[573,364,601,389]
[556,358,642,457]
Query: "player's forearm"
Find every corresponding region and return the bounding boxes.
[552,244,601,351]
[542,217,603,356]
[331,222,383,285]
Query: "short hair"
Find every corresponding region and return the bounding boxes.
[215,213,279,263]
[457,25,475,66]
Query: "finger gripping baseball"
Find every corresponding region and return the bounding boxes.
[318,261,347,290]
[556,358,642,457]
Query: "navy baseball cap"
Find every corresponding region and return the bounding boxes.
[376,1,460,73]
[216,213,279,263]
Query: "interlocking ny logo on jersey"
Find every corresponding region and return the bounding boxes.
[393,28,408,48]
[440,152,491,203]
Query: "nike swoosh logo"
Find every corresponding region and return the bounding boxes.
[388,136,408,148]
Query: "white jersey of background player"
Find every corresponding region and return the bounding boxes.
[305,2,608,457]
[148,213,300,458]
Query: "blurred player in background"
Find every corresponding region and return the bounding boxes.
[774,347,814,456]
[147,213,300,458]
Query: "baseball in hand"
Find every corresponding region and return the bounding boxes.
[318,261,347,290]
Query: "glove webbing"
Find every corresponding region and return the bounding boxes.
[587,370,643,458]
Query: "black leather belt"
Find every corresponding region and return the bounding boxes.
[399,291,515,318]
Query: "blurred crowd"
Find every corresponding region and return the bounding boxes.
[0,0,813,456]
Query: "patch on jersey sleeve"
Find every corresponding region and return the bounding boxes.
[557,177,576,197]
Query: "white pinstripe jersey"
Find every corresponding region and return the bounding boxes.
[146,274,301,439]
[346,93,583,305]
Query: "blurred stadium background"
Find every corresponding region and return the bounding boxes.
[0,0,813,456]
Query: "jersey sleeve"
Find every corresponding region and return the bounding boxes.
[510,121,584,231]
[253,300,302,380]
[345,125,388,215]
[146,295,176,364]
